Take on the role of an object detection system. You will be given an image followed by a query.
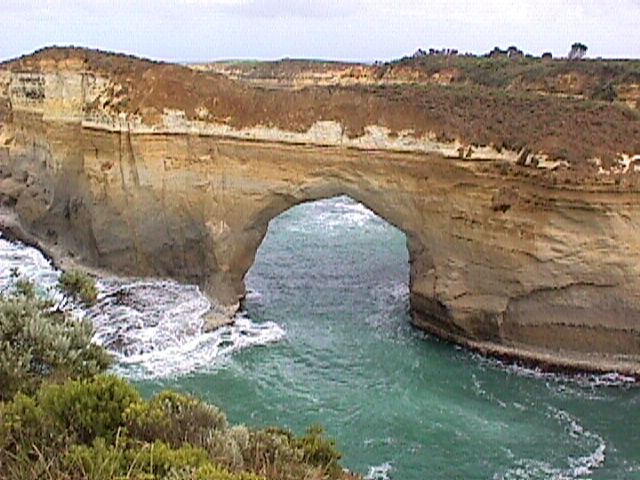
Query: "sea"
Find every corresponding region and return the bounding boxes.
[1,196,638,480]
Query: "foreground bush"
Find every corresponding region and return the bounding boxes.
[0,275,111,401]
[0,375,348,480]
[126,390,228,446]
[0,273,352,480]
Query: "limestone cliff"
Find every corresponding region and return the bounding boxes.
[1,47,640,375]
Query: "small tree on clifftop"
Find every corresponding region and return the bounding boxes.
[568,42,588,60]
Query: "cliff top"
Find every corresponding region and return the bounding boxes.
[1,46,166,72]
[201,54,640,100]
[3,47,640,176]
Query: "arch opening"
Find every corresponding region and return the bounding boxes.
[242,195,412,326]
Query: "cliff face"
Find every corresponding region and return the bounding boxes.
[2,48,640,374]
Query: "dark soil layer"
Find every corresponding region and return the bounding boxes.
[3,47,640,172]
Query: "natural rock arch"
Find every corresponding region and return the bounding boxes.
[241,193,413,316]
[205,178,427,312]
[1,48,640,375]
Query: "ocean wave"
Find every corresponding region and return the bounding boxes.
[111,316,286,379]
[0,235,60,292]
[244,288,263,301]
[470,373,508,408]
[88,279,212,357]
[0,234,287,380]
[472,353,637,390]
[494,408,606,480]
[365,462,393,480]
[88,278,287,379]
[550,408,606,478]
[279,197,383,234]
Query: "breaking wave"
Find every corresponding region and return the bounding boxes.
[494,408,606,480]
[282,195,383,234]
[0,233,286,380]
[472,353,637,390]
[365,462,393,480]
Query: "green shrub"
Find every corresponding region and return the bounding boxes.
[243,428,301,479]
[0,277,111,401]
[0,379,348,480]
[126,391,228,448]
[64,437,130,480]
[0,275,349,480]
[239,425,343,480]
[295,425,342,478]
[0,376,140,462]
[591,82,618,102]
[188,464,266,480]
[205,425,250,471]
[58,269,99,307]
[0,392,52,453]
[66,439,210,479]
[38,375,142,443]
[65,439,266,480]
[127,441,212,477]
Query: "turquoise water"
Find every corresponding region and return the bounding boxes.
[2,197,639,479]
[134,197,639,480]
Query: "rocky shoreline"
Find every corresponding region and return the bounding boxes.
[412,311,640,379]
[0,209,238,332]
[2,206,638,379]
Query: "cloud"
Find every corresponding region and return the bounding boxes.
[220,0,363,18]
[1,0,639,61]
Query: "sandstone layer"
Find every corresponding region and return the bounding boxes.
[1,48,640,375]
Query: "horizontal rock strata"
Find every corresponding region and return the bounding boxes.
[1,47,640,375]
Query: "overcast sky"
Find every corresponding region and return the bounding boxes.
[2,0,640,63]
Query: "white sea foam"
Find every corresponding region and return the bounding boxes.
[365,462,393,480]
[335,201,378,229]
[0,235,60,292]
[495,408,606,480]
[470,373,508,408]
[0,232,628,479]
[472,353,637,389]
[0,234,287,380]
[282,196,381,235]
[111,315,286,379]
[90,278,287,379]
[244,288,263,301]
[550,408,606,479]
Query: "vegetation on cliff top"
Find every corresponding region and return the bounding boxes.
[202,44,640,106]
[0,274,352,480]
[3,46,640,174]
[382,52,640,100]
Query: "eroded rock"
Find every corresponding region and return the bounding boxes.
[1,48,640,375]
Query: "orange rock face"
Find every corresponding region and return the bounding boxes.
[1,47,640,375]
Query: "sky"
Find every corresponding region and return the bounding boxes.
[2,0,640,63]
